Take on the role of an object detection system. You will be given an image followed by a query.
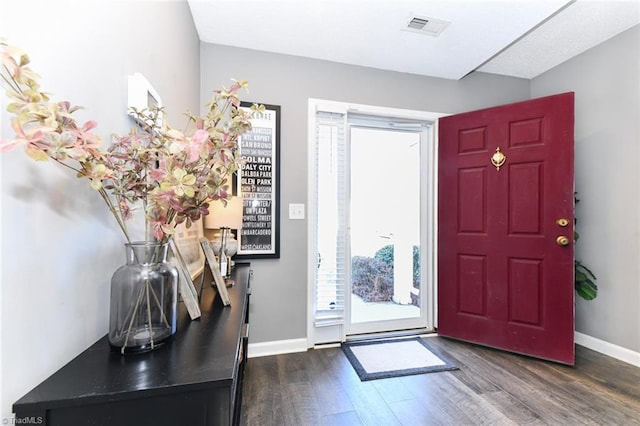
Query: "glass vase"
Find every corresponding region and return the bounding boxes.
[109,241,178,354]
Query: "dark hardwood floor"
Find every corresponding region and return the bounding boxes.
[240,336,640,425]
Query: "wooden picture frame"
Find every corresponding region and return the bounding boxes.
[168,238,202,320]
[235,102,281,259]
[200,238,231,306]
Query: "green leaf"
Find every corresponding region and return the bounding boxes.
[575,259,597,300]
[576,280,597,300]
[580,263,597,280]
[575,270,587,282]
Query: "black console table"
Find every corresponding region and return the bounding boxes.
[13,263,251,426]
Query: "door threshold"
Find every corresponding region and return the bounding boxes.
[346,328,435,343]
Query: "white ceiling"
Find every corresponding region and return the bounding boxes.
[188,0,640,80]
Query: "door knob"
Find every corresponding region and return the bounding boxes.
[556,236,570,246]
[556,218,569,227]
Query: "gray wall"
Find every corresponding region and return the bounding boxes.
[0,0,200,418]
[200,44,531,344]
[533,25,640,353]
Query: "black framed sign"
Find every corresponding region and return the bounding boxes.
[235,102,280,259]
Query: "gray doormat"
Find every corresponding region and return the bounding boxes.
[342,337,459,381]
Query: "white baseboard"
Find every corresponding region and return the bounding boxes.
[575,331,640,368]
[247,338,308,358]
[247,333,640,368]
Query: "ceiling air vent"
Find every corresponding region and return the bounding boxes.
[403,15,450,37]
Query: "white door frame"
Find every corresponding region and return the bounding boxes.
[307,98,446,347]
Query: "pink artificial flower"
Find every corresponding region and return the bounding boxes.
[77,121,102,147]
[216,188,228,200]
[151,188,175,206]
[0,138,21,152]
[118,198,132,221]
[183,129,207,163]
[149,167,168,183]
[151,221,165,241]
[3,119,48,159]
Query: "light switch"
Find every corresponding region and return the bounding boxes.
[289,203,305,220]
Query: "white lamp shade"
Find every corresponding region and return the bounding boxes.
[205,197,244,230]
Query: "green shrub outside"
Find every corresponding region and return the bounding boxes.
[351,245,421,304]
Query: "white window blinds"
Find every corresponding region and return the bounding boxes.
[313,110,347,325]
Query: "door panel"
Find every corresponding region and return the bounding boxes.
[438,92,575,365]
[348,126,425,335]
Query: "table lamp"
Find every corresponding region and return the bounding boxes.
[204,197,243,283]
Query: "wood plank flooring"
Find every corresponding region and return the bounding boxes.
[240,336,640,425]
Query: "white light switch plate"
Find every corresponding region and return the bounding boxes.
[289,203,305,220]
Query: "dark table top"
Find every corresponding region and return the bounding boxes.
[14,263,251,413]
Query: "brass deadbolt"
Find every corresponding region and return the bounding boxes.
[556,218,569,227]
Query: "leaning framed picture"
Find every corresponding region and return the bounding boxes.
[199,238,231,306]
[168,237,202,320]
[235,102,281,259]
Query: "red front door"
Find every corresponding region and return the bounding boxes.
[438,92,575,365]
